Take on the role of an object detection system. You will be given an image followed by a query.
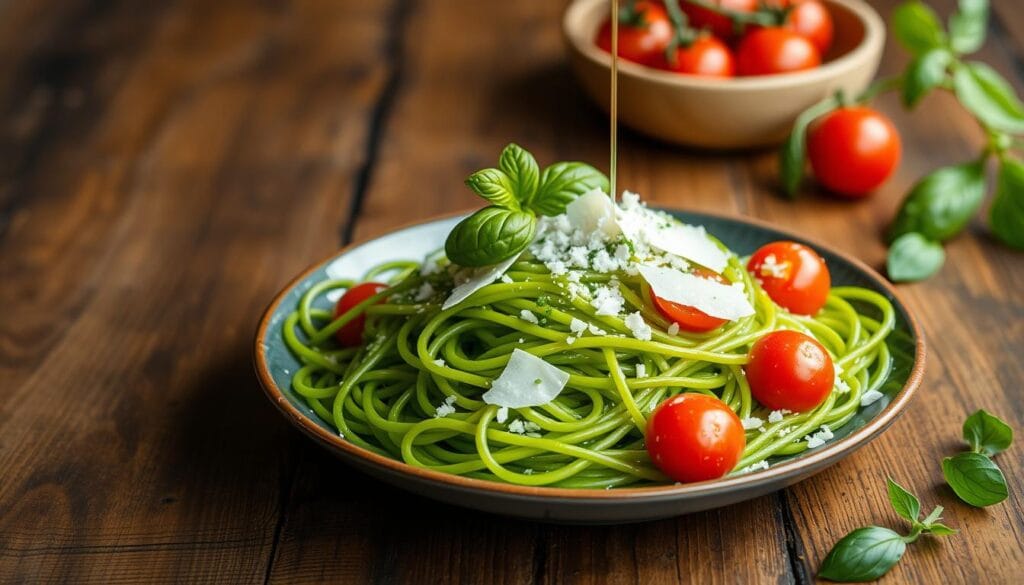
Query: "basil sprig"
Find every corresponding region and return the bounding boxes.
[943,409,1013,507]
[818,478,957,582]
[444,144,608,267]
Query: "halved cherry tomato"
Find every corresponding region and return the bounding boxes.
[735,27,820,76]
[747,241,830,315]
[680,0,758,40]
[650,267,729,332]
[785,0,834,55]
[647,393,746,483]
[333,282,388,347]
[807,106,901,197]
[595,1,674,66]
[651,35,735,78]
[746,330,834,412]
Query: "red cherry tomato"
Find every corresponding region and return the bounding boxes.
[735,28,820,76]
[785,0,834,55]
[747,241,830,315]
[807,106,902,197]
[746,330,834,412]
[650,268,729,332]
[333,282,388,347]
[680,0,758,40]
[651,35,735,78]
[647,393,746,483]
[595,1,674,66]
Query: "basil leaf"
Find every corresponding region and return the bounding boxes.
[780,96,840,197]
[925,522,958,536]
[887,233,945,282]
[499,143,540,203]
[532,162,609,216]
[886,477,921,523]
[889,160,987,242]
[920,504,944,526]
[465,168,519,210]
[892,1,946,56]
[444,207,536,267]
[818,526,907,582]
[990,156,1024,249]
[942,452,1009,507]
[902,48,952,107]
[953,62,1024,134]
[949,0,989,55]
[963,409,1013,456]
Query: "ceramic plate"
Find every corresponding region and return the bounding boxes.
[255,210,925,524]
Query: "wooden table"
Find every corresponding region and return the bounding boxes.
[2,0,1021,582]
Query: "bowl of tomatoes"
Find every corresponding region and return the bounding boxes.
[563,0,885,149]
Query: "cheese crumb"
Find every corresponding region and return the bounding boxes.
[667,322,680,336]
[805,424,834,449]
[624,311,652,341]
[434,395,457,418]
[496,406,509,423]
[861,389,885,406]
[433,358,445,367]
[739,460,770,474]
[414,282,435,302]
[635,363,647,379]
[767,409,792,423]
[520,309,539,324]
[569,318,588,335]
[741,417,764,430]
[500,274,513,284]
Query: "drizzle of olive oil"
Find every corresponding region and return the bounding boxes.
[609,0,619,202]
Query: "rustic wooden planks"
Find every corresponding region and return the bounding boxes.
[0,0,1022,583]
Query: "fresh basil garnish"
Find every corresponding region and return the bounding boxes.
[532,162,610,216]
[953,61,1024,134]
[942,452,1009,507]
[902,48,952,107]
[819,478,957,582]
[887,233,945,282]
[990,156,1024,249]
[948,0,989,55]
[779,96,840,197]
[889,160,987,242]
[886,477,921,523]
[445,207,536,267]
[499,143,540,203]
[963,409,1014,456]
[445,144,610,267]
[465,168,520,210]
[891,0,945,56]
[818,527,907,582]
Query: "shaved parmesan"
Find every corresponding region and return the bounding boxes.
[647,224,730,273]
[442,253,521,310]
[637,264,754,321]
[565,189,620,238]
[482,349,570,408]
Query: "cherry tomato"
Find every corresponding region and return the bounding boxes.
[735,28,820,76]
[785,0,834,55]
[807,106,901,197]
[747,241,830,315]
[650,268,729,332]
[595,1,674,66]
[333,282,388,347]
[647,393,746,483]
[746,330,834,412]
[680,0,758,40]
[651,35,735,78]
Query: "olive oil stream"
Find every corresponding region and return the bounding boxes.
[610,0,619,201]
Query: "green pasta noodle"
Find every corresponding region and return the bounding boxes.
[281,234,895,488]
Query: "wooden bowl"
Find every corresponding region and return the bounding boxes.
[563,0,886,149]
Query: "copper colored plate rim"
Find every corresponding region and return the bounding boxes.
[562,0,886,91]
[254,209,926,502]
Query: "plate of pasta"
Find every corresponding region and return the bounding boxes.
[255,145,924,523]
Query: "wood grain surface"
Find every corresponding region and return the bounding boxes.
[1,0,1021,583]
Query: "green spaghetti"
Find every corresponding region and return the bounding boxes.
[281,147,894,488]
